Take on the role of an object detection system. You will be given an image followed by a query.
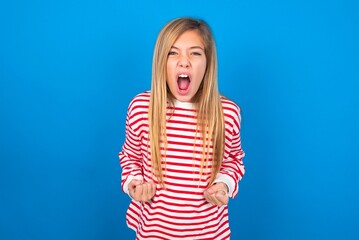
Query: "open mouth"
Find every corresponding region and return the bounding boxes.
[177,74,191,91]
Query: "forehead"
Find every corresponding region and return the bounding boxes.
[172,30,205,48]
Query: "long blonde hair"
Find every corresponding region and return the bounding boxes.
[149,17,224,186]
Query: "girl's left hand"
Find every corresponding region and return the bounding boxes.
[203,182,229,207]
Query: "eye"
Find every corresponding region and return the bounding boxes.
[168,51,178,56]
[191,51,202,56]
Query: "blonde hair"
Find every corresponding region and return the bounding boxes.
[149,17,224,187]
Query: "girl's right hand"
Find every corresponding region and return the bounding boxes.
[128,179,156,202]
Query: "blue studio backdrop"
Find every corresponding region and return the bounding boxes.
[1,0,358,239]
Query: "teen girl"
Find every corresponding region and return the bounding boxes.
[119,17,245,240]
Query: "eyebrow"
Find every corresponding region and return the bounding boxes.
[171,46,205,51]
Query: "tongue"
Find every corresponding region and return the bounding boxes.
[178,77,190,90]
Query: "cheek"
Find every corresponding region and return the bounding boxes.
[166,62,176,79]
[166,65,176,89]
[197,61,207,79]
[166,62,170,77]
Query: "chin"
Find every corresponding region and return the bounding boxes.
[175,94,193,102]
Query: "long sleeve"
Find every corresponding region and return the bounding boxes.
[213,100,245,198]
[118,102,145,195]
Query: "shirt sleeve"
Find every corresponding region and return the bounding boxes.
[213,105,245,198]
[118,106,144,195]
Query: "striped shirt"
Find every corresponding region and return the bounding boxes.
[119,91,245,240]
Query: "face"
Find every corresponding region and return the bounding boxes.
[166,30,207,102]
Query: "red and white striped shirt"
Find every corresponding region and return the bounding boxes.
[119,91,245,240]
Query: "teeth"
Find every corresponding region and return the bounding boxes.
[179,74,188,78]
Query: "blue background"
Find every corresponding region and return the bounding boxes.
[1,0,358,239]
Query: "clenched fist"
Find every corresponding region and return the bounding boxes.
[203,182,229,207]
[128,179,156,202]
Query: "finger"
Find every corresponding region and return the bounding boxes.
[205,186,215,195]
[203,190,210,202]
[211,194,223,206]
[143,183,148,195]
[129,180,139,199]
[143,183,152,201]
[130,179,142,187]
[141,183,148,202]
[204,192,217,206]
[148,182,156,198]
[134,184,143,201]
[145,182,155,200]
[128,188,135,199]
[215,190,228,205]
[211,182,229,193]
[204,189,228,206]
[204,189,215,204]
[128,179,142,193]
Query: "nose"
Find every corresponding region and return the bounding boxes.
[178,55,190,68]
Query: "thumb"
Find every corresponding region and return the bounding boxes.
[129,179,143,189]
[206,184,217,194]
[209,182,228,194]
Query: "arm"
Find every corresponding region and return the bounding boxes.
[214,105,245,198]
[118,103,156,202]
[213,124,245,198]
[118,110,144,195]
[204,106,245,205]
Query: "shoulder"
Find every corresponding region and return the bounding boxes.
[220,95,241,119]
[221,95,242,132]
[127,91,150,117]
[127,91,150,110]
